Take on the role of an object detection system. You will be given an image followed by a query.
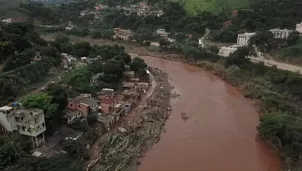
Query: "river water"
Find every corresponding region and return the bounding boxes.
[134,54,280,171]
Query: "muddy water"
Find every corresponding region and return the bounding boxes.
[134,54,280,171]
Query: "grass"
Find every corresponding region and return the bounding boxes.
[178,0,249,14]
[0,0,28,18]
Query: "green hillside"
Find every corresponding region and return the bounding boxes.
[181,0,250,13]
[0,0,29,18]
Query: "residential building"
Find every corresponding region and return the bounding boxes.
[0,106,17,132]
[100,96,115,114]
[156,29,169,38]
[122,82,135,89]
[219,46,238,57]
[237,32,256,46]
[269,29,293,39]
[64,110,82,124]
[114,28,133,40]
[296,22,302,34]
[91,73,104,85]
[99,88,114,100]
[65,21,75,30]
[67,95,99,117]
[123,71,135,79]
[0,105,46,147]
[14,109,46,147]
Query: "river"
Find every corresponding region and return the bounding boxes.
[132,54,280,171]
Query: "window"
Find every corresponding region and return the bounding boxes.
[78,104,81,107]
[42,123,45,127]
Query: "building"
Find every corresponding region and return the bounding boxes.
[14,109,46,147]
[269,29,293,39]
[237,32,256,46]
[219,46,239,57]
[296,22,302,34]
[65,21,75,30]
[0,106,17,132]
[0,106,46,147]
[113,28,133,40]
[67,95,99,117]
[64,110,82,124]
[99,88,114,100]
[156,29,169,38]
[90,73,104,85]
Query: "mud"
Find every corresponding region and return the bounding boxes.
[136,55,281,171]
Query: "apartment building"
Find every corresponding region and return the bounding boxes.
[269,28,293,39]
[0,106,46,147]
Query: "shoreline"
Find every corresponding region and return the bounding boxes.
[89,68,173,171]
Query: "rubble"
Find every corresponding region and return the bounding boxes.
[92,68,172,171]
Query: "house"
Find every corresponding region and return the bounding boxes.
[114,28,133,40]
[122,82,135,89]
[269,29,293,39]
[96,114,115,131]
[123,71,135,78]
[219,46,238,57]
[65,21,75,30]
[64,110,82,124]
[91,73,104,85]
[0,105,47,147]
[100,96,115,114]
[1,17,25,24]
[296,22,302,35]
[99,88,114,100]
[237,32,256,46]
[156,29,169,38]
[14,109,46,147]
[67,95,99,117]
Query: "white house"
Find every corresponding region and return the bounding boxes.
[269,28,293,39]
[296,22,302,35]
[219,46,238,57]
[237,32,256,46]
[0,106,47,147]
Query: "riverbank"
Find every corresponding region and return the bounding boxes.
[90,68,172,171]
[42,34,301,170]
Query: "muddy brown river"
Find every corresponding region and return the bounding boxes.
[133,54,280,171]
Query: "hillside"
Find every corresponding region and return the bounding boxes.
[181,0,249,13]
[0,0,29,18]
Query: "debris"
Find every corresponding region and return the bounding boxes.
[181,112,188,121]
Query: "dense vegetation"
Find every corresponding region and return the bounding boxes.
[197,47,302,170]
[213,0,302,43]
[0,22,61,104]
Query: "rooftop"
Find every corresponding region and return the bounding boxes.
[0,106,13,111]
[69,96,98,106]
[238,32,256,36]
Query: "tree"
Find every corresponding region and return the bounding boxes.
[209,45,219,54]
[46,84,68,110]
[0,135,25,170]
[159,38,170,48]
[72,42,91,57]
[103,59,125,82]
[130,57,147,75]
[249,31,277,52]
[21,92,59,117]
[286,31,300,46]
[225,47,250,67]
